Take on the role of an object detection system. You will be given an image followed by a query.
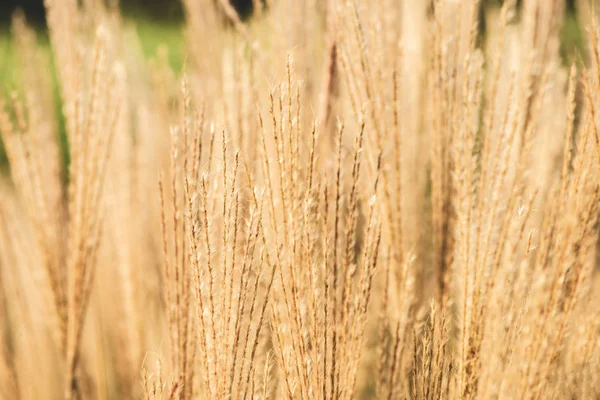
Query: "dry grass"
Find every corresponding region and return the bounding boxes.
[0,0,599,399]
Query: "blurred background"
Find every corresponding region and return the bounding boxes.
[0,0,586,86]
[0,0,186,80]
[0,0,586,79]
[0,0,185,24]
[0,0,588,169]
[0,0,582,24]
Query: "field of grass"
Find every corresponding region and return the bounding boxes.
[0,1,599,399]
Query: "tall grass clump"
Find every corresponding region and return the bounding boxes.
[0,0,599,399]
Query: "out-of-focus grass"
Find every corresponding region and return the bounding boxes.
[0,17,184,171]
[0,8,586,171]
[133,18,185,72]
[0,32,19,90]
[0,31,22,171]
[561,11,586,64]
[0,17,184,88]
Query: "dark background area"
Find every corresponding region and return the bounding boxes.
[0,0,185,24]
[0,0,263,25]
[0,0,580,25]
